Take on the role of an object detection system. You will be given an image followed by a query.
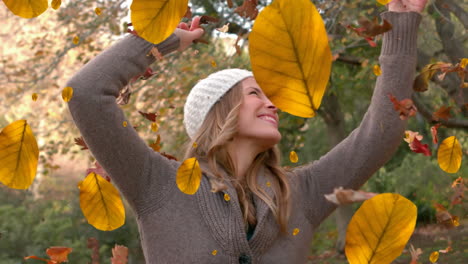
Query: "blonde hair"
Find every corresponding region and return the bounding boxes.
[184,82,291,233]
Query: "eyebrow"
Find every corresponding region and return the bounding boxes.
[245,87,263,93]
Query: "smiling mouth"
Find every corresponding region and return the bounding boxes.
[258,115,278,126]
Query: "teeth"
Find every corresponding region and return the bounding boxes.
[260,116,276,123]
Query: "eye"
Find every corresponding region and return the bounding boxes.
[249,90,259,96]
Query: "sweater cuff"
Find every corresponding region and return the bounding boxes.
[381,11,421,56]
[154,34,180,56]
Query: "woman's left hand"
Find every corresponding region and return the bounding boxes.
[174,16,204,52]
[387,0,428,13]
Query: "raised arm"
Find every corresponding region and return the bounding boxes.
[294,1,427,226]
[67,26,203,212]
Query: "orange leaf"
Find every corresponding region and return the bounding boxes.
[235,0,258,20]
[46,247,72,262]
[389,94,417,120]
[111,245,128,264]
[433,106,452,121]
[149,135,161,152]
[161,152,178,161]
[24,256,53,263]
[450,177,465,206]
[430,124,441,144]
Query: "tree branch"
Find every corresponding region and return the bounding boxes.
[412,94,468,128]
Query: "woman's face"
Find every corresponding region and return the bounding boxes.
[235,77,281,149]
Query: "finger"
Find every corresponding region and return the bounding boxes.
[190,16,201,31]
[191,28,204,40]
[178,22,189,30]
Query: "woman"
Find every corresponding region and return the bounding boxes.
[67,0,427,262]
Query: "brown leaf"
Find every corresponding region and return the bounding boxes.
[161,152,178,161]
[183,6,192,19]
[432,106,452,121]
[149,135,161,152]
[357,17,392,37]
[324,187,377,205]
[74,137,88,150]
[227,0,233,8]
[388,94,417,120]
[413,62,453,92]
[199,15,219,24]
[87,237,100,264]
[138,111,158,122]
[434,203,459,228]
[111,245,128,264]
[450,177,465,206]
[235,0,258,20]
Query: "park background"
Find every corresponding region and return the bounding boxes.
[0,0,466,263]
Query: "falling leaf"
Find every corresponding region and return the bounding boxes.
[32,93,38,101]
[95,7,102,15]
[292,228,300,236]
[413,62,452,92]
[434,203,459,228]
[235,0,258,20]
[211,60,217,68]
[432,106,452,121]
[437,136,462,173]
[460,58,468,69]
[183,6,192,19]
[86,162,111,182]
[409,244,423,264]
[450,177,465,206]
[216,23,230,33]
[151,122,158,132]
[409,137,431,156]
[111,245,128,264]
[373,65,381,76]
[226,0,233,8]
[404,130,423,144]
[346,17,392,47]
[62,86,74,102]
[0,120,39,189]
[73,36,80,45]
[74,137,89,150]
[250,0,332,118]
[388,94,417,120]
[148,46,163,60]
[376,0,392,4]
[122,121,128,127]
[266,181,271,187]
[212,250,218,256]
[51,0,61,10]
[192,142,198,148]
[78,173,125,231]
[161,152,178,161]
[200,15,220,24]
[429,251,439,263]
[46,247,72,262]
[138,111,158,122]
[289,151,299,163]
[345,193,417,264]
[224,193,230,201]
[176,157,202,195]
[324,187,378,205]
[3,0,48,18]
[431,124,441,144]
[131,0,189,44]
[149,135,161,152]
[87,238,100,263]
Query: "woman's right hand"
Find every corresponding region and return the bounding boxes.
[174,16,204,52]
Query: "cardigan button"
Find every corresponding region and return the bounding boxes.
[239,254,251,264]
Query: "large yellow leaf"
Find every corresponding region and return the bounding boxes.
[345,193,417,264]
[2,0,48,18]
[437,136,462,173]
[130,0,188,44]
[78,173,125,231]
[249,0,332,118]
[176,157,201,195]
[0,120,38,189]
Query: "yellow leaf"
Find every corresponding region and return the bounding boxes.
[460,58,468,69]
[429,251,439,263]
[122,121,128,127]
[216,23,230,33]
[51,0,61,10]
[62,86,74,102]
[292,228,300,236]
[289,151,298,163]
[73,36,79,45]
[176,157,202,195]
[78,173,125,231]
[211,250,217,256]
[3,0,48,18]
[249,0,332,118]
[373,65,382,76]
[130,0,189,44]
[437,136,462,173]
[224,193,230,201]
[345,193,417,264]
[0,120,39,189]
[192,142,198,148]
[151,122,158,132]
[376,0,392,5]
[32,93,38,101]
[211,60,217,68]
[266,181,271,187]
[95,7,102,16]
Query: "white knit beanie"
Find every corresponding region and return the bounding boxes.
[184,68,253,139]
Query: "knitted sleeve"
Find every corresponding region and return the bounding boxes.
[292,12,422,227]
[67,34,181,213]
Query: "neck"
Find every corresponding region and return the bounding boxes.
[226,138,264,179]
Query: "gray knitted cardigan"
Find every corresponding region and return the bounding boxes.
[67,11,421,264]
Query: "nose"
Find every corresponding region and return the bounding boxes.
[265,97,277,112]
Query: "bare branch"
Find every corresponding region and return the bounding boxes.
[412,94,468,129]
